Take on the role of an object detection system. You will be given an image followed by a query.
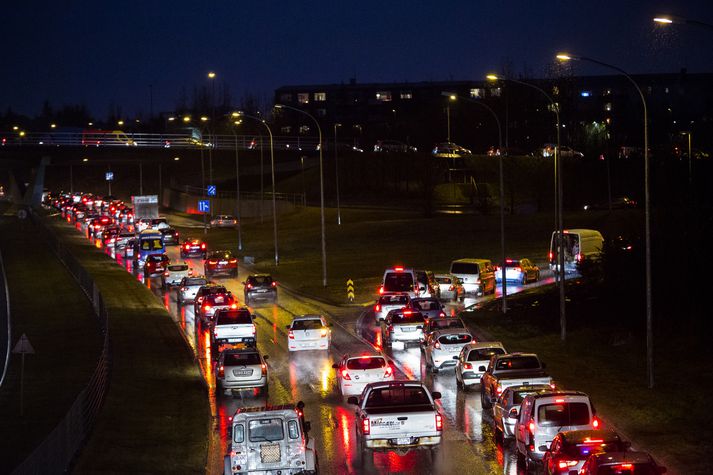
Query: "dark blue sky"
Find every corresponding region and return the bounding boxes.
[2,0,712,118]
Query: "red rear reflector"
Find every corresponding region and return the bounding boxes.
[341,369,351,380]
[288,330,294,339]
[435,414,443,431]
[362,418,370,434]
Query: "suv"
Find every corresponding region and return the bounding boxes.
[449,258,496,296]
[223,402,318,475]
[216,346,269,396]
[515,390,601,470]
[144,254,169,280]
[180,238,207,259]
[177,276,209,305]
[542,429,630,475]
[382,309,425,348]
[374,293,410,322]
[194,284,229,312]
[204,250,238,278]
[243,274,277,303]
[197,291,237,324]
[381,266,418,298]
[211,307,257,348]
[455,342,506,389]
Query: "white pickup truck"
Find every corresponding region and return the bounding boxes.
[480,353,553,410]
[211,308,257,352]
[348,381,443,458]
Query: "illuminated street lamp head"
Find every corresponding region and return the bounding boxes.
[82,157,89,162]
[12,126,18,131]
[653,16,674,24]
[168,116,175,121]
[485,74,500,81]
[173,156,180,161]
[207,71,216,79]
[556,53,574,61]
[50,123,56,128]
[182,116,191,123]
[200,116,208,122]
[117,120,124,126]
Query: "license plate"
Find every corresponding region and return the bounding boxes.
[233,369,253,376]
[215,297,224,303]
[401,327,415,332]
[219,260,228,265]
[256,289,267,293]
[228,338,241,343]
[396,438,411,445]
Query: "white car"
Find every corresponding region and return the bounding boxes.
[374,292,410,322]
[454,341,506,389]
[210,215,238,228]
[424,329,474,373]
[332,354,394,396]
[164,262,193,287]
[286,315,332,351]
[176,276,209,305]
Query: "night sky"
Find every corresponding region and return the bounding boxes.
[2,0,712,118]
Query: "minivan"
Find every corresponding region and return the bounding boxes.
[549,229,603,274]
[449,259,496,296]
[381,266,418,298]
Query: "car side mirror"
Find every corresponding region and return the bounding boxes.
[509,408,519,419]
[251,314,256,319]
[285,325,291,329]
[347,396,359,405]
[452,356,459,360]
[479,366,487,372]
[538,445,549,452]
[332,363,339,369]
[263,355,269,360]
[296,400,305,411]
[431,391,442,400]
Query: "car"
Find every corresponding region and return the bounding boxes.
[115,231,135,249]
[243,274,277,303]
[480,353,553,410]
[579,451,667,475]
[414,270,440,298]
[454,341,506,389]
[204,250,238,278]
[492,384,552,440]
[382,308,425,348]
[542,144,584,159]
[583,196,638,211]
[194,283,228,310]
[180,238,207,258]
[515,390,601,469]
[494,258,540,285]
[88,216,114,239]
[409,297,446,320]
[286,315,332,351]
[374,293,410,322]
[381,266,418,298]
[164,262,193,287]
[434,274,464,301]
[542,429,631,475]
[101,226,120,247]
[160,227,179,245]
[210,215,238,228]
[211,307,256,347]
[432,142,472,157]
[332,354,394,396]
[195,288,237,323]
[422,316,466,343]
[373,139,417,153]
[150,217,170,230]
[143,254,169,280]
[177,276,209,305]
[424,329,474,373]
[215,346,269,396]
[449,258,496,296]
[549,229,604,275]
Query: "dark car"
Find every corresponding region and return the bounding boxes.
[243,274,277,303]
[160,227,180,245]
[195,289,237,324]
[543,430,631,475]
[180,238,207,258]
[101,226,120,247]
[144,253,169,279]
[579,451,666,475]
[204,250,238,278]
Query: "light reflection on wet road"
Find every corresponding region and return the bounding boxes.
[105,240,554,474]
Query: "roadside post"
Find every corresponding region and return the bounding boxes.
[12,333,35,416]
[346,279,355,302]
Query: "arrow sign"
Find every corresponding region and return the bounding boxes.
[346,279,355,301]
[207,185,217,197]
[12,333,35,354]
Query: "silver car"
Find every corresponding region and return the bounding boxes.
[176,276,209,305]
[424,329,474,373]
[165,262,193,287]
[455,341,506,389]
[215,347,269,396]
[210,215,238,228]
[492,384,554,440]
[374,292,410,322]
[409,297,446,320]
[382,309,425,348]
[286,315,332,351]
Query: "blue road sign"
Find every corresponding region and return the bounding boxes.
[207,185,217,196]
[105,171,114,181]
[198,200,210,213]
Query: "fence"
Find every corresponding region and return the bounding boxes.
[11,213,111,475]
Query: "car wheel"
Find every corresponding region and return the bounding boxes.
[481,387,492,409]
[522,274,528,285]
[535,271,540,282]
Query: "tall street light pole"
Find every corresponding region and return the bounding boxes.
[238,112,279,266]
[654,15,713,31]
[442,91,507,313]
[275,104,327,286]
[557,53,653,388]
[230,114,243,251]
[334,123,342,225]
[487,74,565,338]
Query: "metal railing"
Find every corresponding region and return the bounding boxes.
[11,213,111,475]
[180,185,307,206]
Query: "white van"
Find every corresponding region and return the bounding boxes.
[549,229,603,274]
[449,259,496,296]
[381,266,418,298]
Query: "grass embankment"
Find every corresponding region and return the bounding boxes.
[170,206,640,305]
[0,216,101,473]
[464,285,709,475]
[43,217,210,473]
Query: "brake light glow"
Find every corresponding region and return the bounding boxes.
[229,258,237,263]
[496,384,503,395]
[288,330,295,339]
[555,398,565,403]
[184,244,190,250]
[203,305,212,312]
[261,363,267,375]
[435,414,443,431]
[375,304,380,312]
[271,281,277,287]
[217,365,224,378]
[201,243,206,249]
[592,416,600,429]
[434,341,441,349]
[558,461,578,469]
[209,260,217,264]
[548,251,553,260]
[378,286,384,295]
[576,253,582,262]
[394,266,404,272]
[528,421,535,434]
[463,362,472,370]
[362,418,370,435]
[439,312,446,317]
[618,464,634,470]
[341,369,351,380]
[320,329,328,337]
[230,304,238,309]
[247,283,253,289]
[384,366,393,378]
[583,438,604,443]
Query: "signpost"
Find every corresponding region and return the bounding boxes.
[105,171,113,195]
[12,333,35,416]
[198,200,210,213]
[346,279,355,302]
[207,185,217,197]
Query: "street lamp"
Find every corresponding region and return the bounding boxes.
[229,113,244,252]
[236,112,279,266]
[334,123,342,225]
[275,103,327,286]
[441,91,507,314]
[486,73,565,334]
[653,15,713,31]
[680,131,693,191]
[557,52,654,389]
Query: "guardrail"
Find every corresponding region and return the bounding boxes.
[11,213,111,475]
[180,185,307,207]
[0,250,10,389]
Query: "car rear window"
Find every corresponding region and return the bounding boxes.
[217,310,252,325]
[186,278,208,286]
[205,286,227,294]
[513,390,541,405]
[451,262,479,274]
[390,312,425,324]
[495,356,541,370]
[224,352,261,366]
[562,440,624,458]
[436,277,452,285]
[146,255,166,263]
[505,261,521,267]
[438,333,472,345]
[537,402,591,427]
[346,357,386,370]
[379,294,409,305]
[431,319,464,330]
[168,265,188,272]
[141,239,163,250]
[596,464,658,475]
[291,319,324,330]
[365,386,431,408]
[383,273,414,292]
[249,276,273,285]
[467,347,506,361]
[412,299,441,311]
[249,418,284,442]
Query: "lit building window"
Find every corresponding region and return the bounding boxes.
[470,88,482,98]
[316,108,327,117]
[314,92,327,102]
[297,93,309,104]
[490,87,502,97]
[400,91,412,100]
[299,125,310,134]
[604,103,612,111]
[280,93,293,102]
[281,126,292,134]
[376,91,392,102]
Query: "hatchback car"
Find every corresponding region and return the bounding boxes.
[180,238,207,259]
[243,274,277,303]
[542,430,630,475]
[455,341,506,388]
[286,315,332,351]
[195,289,237,323]
[216,347,269,396]
[332,354,394,396]
[176,276,209,305]
[409,297,446,320]
[579,451,666,475]
[204,250,238,278]
[374,293,410,322]
[493,384,552,440]
[434,274,464,301]
[210,215,238,228]
[424,329,474,373]
[494,258,540,284]
[422,316,466,343]
[164,262,193,287]
[160,227,179,245]
[144,254,169,279]
[382,309,426,348]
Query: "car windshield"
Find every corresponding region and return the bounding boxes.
[185,278,208,286]
[248,418,284,442]
[495,356,541,370]
[141,239,163,250]
[291,319,324,330]
[365,386,431,408]
[431,319,464,330]
[346,357,386,370]
[224,352,261,366]
[383,273,413,292]
[217,310,252,325]
[390,312,425,324]
[412,299,441,311]
[168,265,188,272]
[379,294,409,305]
[451,262,479,274]
[250,276,273,285]
[537,402,590,427]
[467,347,506,361]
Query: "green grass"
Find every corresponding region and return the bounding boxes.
[0,216,101,473]
[464,286,710,474]
[43,218,210,474]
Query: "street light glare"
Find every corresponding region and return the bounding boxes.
[653,17,673,24]
[485,74,499,81]
[183,116,191,122]
[200,116,208,122]
[207,71,216,79]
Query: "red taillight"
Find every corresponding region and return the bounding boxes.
[247,283,253,289]
[201,243,206,249]
[576,253,582,262]
[184,244,190,250]
[217,365,224,378]
[434,341,441,349]
[375,304,380,312]
[250,325,256,335]
[208,259,217,264]
[378,286,384,295]
[548,251,554,260]
[394,266,404,272]
[496,385,503,395]
[288,330,295,339]
[229,258,237,264]
[528,421,535,434]
[558,460,578,469]
[261,363,267,375]
[341,369,351,380]
[230,303,237,309]
[362,418,370,435]
[618,464,634,470]
[435,414,443,431]
[164,271,169,276]
[320,328,328,337]
[384,366,393,378]
[592,416,600,429]
[463,362,472,370]
[203,305,212,312]
[515,266,521,272]
[439,312,446,317]
[271,281,276,287]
